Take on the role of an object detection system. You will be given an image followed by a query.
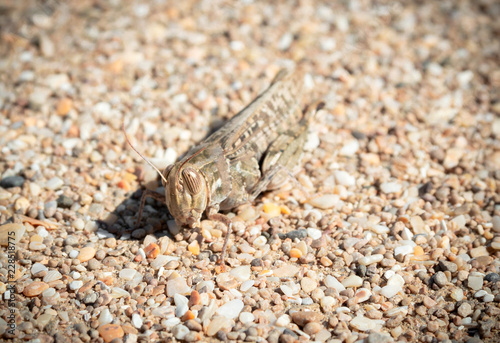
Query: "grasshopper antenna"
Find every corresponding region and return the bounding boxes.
[122,121,169,185]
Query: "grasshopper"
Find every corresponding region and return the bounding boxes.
[124,68,323,266]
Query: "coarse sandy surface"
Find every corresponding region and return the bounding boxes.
[0,1,499,342]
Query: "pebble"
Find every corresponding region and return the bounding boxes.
[341,275,363,288]
[239,312,255,325]
[57,195,74,208]
[340,139,359,156]
[359,254,383,265]
[301,277,317,293]
[276,314,291,327]
[78,247,96,262]
[290,311,323,327]
[324,275,346,292]
[355,288,372,303]
[333,170,356,186]
[307,227,322,240]
[0,223,26,246]
[230,265,251,282]
[167,277,191,296]
[380,274,405,298]
[45,177,64,190]
[206,316,232,336]
[0,175,25,188]
[43,270,62,283]
[433,271,448,287]
[216,299,244,319]
[23,281,49,297]
[98,309,113,325]
[172,324,189,340]
[350,315,382,331]
[308,194,340,209]
[457,302,473,317]
[485,273,500,283]
[492,216,500,232]
[468,272,484,291]
[98,324,124,343]
[380,182,402,194]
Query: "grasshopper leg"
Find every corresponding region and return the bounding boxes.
[207,207,232,270]
[136,189,166,226]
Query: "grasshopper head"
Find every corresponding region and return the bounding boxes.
[163,163,208,229]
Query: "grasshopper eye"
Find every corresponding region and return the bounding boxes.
[181,167,203,195]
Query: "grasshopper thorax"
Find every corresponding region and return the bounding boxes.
[163,163,208,229]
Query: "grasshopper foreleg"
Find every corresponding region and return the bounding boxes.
[136,189,166,226]
[207,206,233,270]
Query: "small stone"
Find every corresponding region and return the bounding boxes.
[174,294,189,317]
[56,98,73,116]
[98,324,124,343]
[468,272,484,291]
[69,281,83,291]
[380,182,402,194]
[57,195,74,209]
[276,314,291,327]
[301,277,317,293]
[340,139,359,156]
[43,270,62,283]
[215,299,244,319]
[216,272,239,290]
[355,288,372,303]
[380,274,405,298]
[230,265,251,282]
[324,275,345,292]
[485,273,500,283]
[438,261,458,273]
[307,228,322,240]
[263,202,281,217]
[341,275,363,288]
[308,194,340,209]
[144,243,160,259]
[350,315,382,331]
[0,223,26,246]
[23,281,49,297]
[433,271,448,287]
[239,312,255,325]
[492,216,500,233]
[206,316,232,336]
[290,311,324,327]
[457,302,473,317]
[367,332,393,343]
[0,176,25,188]
[167,277,191,296]
[359,254,383,265]
[289,248,302,258]
[303,322,322,335]
[45,177,64,190]
[450,288,464,301]
[172,324,189,340]
[78,247,96,262]
[188,241,200,255]
[469,246,489,258]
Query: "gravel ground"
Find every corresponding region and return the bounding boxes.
[1,1,500,342]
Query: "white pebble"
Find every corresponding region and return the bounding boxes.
[72,218,85,230]
[358,254,383,265]
[239,312,255,324]
[320,296,336,311]
[119,268,138,281]
[280,285,294,297]
[275,314,291,327]
[31,263,48,275]
[467,272,484,291]
[380,274,405,298]
[45,177,64,190]
[42,288,55,298]
[307,228,322,240]
[43,270,62,283]
[380,182,402,194]
[69,250,79,259]
[240,280,254,292]
[394,244,414,257]
[174,294,189,317]
[340,140,359,156]
[308,194,340,209]
[334,170,355,186]
[253,235,267,247]
[483,294,494,302]
[324,275,345,292]
[172,324,189,340]
[230,265,251,282]
[216,299,244,319]
[98,308,113,325]
[342,275,363,288]
[69,280,83,291]
[131,313,143,329]
[350,315,382,331]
